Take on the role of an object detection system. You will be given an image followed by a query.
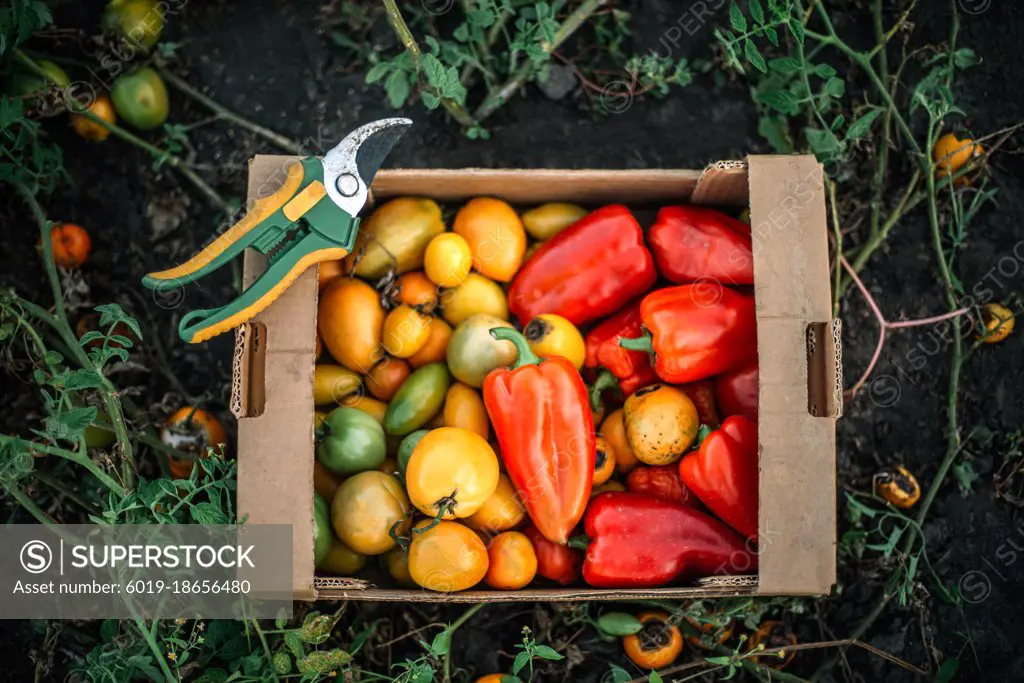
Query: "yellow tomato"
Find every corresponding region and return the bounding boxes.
[331,471,411,555]
[453,197,526,282]
[318,260,345,291]
[406,427,500,519]
[339,395,389,425]
[484,531,537,590]
[443,383,489,439]
[384,546,416,587]
[383,305,432,358]
[980,302,1015,344]
[313,365,361,406]
[407,316,453,368]
[464,474,525,533]
[624,385,699,465]
[408,520,488,592]
[440,273,508,326]
[318,539,367,576]
[345,197,445,279]
[522,313,585,369]
[521,202,587,240]
[319,278,385,372]
[425,233,473,288]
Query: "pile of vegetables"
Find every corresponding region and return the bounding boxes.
[311,194,762,592]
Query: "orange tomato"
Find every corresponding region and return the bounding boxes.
[453,197,526,282]
[161,407,228,478]
[623,611,683,669]
[484,531,537,589]
[592,436,616,485]
[395,271,439,311]
[443,383,489,439]
[45,223,91,268]
[932,132,983,175]
[70,93,116,142]
[408,519,489,592]
[367,357,411,401]
[749,621,797,670]
[980,302,1015,344]
[383,305,432,359]
[407,317,452,368]
[601,409,640,474]
[314,460,342,501]
[319,278,386,372]
[464,474,525,534]
[685,617,734,649]
[317,260,345,291]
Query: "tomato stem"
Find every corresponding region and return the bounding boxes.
[489,327,541,369]
[618,330,655,364]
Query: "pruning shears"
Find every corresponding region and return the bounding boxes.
[142,117,412,344]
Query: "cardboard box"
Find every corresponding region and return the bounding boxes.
[235,155,842,602]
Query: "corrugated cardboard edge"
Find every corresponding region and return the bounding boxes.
[747,156,837,596]
[237,155,319,602]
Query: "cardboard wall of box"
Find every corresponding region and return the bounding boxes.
[234,155,841,602]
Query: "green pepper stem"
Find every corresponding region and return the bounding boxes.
[489,327,542,369]
[694,423,713,447]
[567,534,591,550]
[589,369,621,413]
[618,330,656,365]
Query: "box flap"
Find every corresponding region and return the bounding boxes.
[747,155,837,596]
[237,155,318,602]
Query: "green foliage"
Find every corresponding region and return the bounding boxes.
[0,0,52,56]
[511,626,564,682]
[0,96,66,193]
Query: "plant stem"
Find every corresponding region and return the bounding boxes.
[868,0,891,241]
[250,619,281,683]
[134,618,176,683]
[0,436,126,496]
[156,67,302,153]
[443,603,485,683]
[34,470,101,515]
[381,0,477,128]
[14,184,136,491]
[12,48,233,213]
[5,484,55,524]
[474,0,610,122]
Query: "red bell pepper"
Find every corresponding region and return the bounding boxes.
[648,206,754,285]
[620,285,757,384]
[508,205,657,326]
[626,465,700,508]
[484,327,595,545]
[524,525,582,585]
[679,380,721,428]
[715,360,758,421]
[582,492,757,588]
[584,300,659,396]
[679,415,758,541]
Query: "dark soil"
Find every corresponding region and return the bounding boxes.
[2,0,1024,681]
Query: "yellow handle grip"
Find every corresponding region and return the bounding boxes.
[145,161,306,283]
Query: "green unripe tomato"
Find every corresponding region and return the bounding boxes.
[383,363,449,436]
[111,67,169,130]
[103,0,165,49]
[317,407,387,475]
[396,429,429,476]
[313,493,333,567]
[7,60,70,97]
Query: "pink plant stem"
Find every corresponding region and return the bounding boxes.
[840,255,969,399]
